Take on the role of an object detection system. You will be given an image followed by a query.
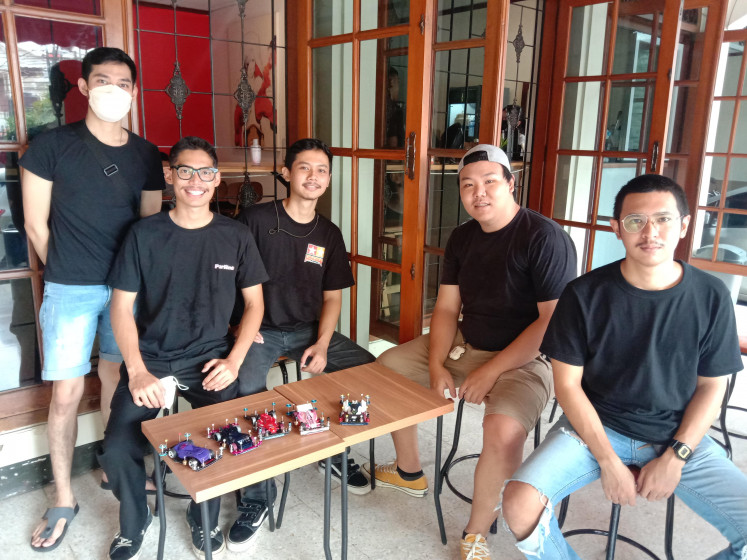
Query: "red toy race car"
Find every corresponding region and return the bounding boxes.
[245,403,291,441]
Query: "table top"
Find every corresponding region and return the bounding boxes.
[142,390,347,502]
[274,362,454,446]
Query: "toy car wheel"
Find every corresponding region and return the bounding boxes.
[213,433,222,442]
[167,449,176,459]
[187,458,199,470]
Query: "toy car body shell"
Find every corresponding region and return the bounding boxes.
[167,439,221,471]
[248,410,291,440]
[339,395,371,425]
[208,423,260,455]
[287,402,330,436]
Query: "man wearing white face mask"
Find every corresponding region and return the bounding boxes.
[20,47,164,552]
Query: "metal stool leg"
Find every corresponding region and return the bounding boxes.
[664,495,675,560]
[434,415,447,544]
[295,360,302,381]
[152,446,167,560]
[278,359,289,385]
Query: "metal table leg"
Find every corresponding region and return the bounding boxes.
[200,500,212,560]
[323,457,332,560]
[369,439,376,490]
[341,448,348,560]
[151,446,167,560]
[266,478,276,531]
[277,472,290,528]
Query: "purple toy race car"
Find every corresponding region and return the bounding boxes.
[207,420,260,456]
[167,433,222,471]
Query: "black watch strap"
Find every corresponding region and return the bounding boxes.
[669,439,693,461]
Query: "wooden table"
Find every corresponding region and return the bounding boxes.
[142,390,348,560]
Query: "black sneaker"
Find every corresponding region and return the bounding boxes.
[109,507,153,560]
[226,499,269,552]
[317,457,371,495]
[185,506,225,559]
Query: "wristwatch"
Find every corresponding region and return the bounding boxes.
[669,439,693,461]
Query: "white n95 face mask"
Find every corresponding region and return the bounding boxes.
[88,84,133,123]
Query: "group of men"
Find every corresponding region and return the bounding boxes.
[21,46,747,560]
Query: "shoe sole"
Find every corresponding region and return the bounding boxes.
[316,464,372,495]
[226,509,267,553]
[374,478,428,498]
[185,517,226,559]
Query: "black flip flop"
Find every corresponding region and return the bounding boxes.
[31,503,79,552]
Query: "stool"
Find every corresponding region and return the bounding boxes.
[277,357,302,384]
[433,398,542,544]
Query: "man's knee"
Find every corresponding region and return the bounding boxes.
[482,414,528,454]
[502,480,547,541]
[50,378,86,410]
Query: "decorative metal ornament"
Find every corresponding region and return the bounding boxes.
[238,172,260,208]
[234,67,256,125]
[49,64,72,126]
[237,0,248,19]
[512,24,526,64]
[166,62,190,120]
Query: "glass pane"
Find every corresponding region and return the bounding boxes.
[590,229,626,269]
[674,8,707,82]
[323,155,352,246]
[691,209,713,257]
[437,0,487,43]
[606,79,654,153]
[596,159,640,225]
[553,155,596,223]
[567,3,610,77]
[15,16,102,140]
[357,263,399,346]
[361,0,409,30]
[700,156,726,207]
[667,85,697,154]
[707,101,734,153]
[14,0,100,15]
[716,213,747,262]
[612,5,662,74]
[211,0,285,46]
[726,157,747,210]
[431,48,484,149]
[661,156,687,190]
[716,42,743,97]
[0,152,28,270]
[422,252,442,324]
[734,104,747,155]
[0,15,16,142]
[427,157,463,248]
[359,37,408,150]
[563,226,589,276]
[0,277,41,391]
[313,43,352,148]
[313,0,353,37]
[559,82,603,151]
[357,159,403,264]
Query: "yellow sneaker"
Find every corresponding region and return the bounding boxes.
[461,533,490,560]
[362,462,428,497]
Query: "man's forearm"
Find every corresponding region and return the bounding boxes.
[315,293,342,348]
[111,299,148,377]
[428,306,459,368]
[26,228,49,264]
[672,376,726,450]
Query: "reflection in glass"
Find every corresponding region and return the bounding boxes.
[661,157,687,192]
[715,213,747,262]
[734,105,747,155]
[700,156,726,207]
[432,48,484,150]
[324,156,352,246]
[357,159,403,265]
[563,226,589,277]
[590,230,626,270]
[356,263,399,346]
[553,155,595,223]
[15,0,101,15]
[667,85,697,154]
[422,252,442,326]
[0,15,16,142]
[725,157,747,208]
[612,8,660,75]
[559,82,603,151]
[0,278,40,391]
[313,0,353,37]
[0,152,28,270]
[361,0,409,31]
[437,0,486,42]
[359,37,408,151]
[211,0,285,46]
[716,42,743,97]
[427,158,463,248]
[596,159,640,225]
[567,3,609,77]
[606,80,654,153]
[673,8,707,82]
[707,101,734,153]
[16,16,102,140]
[313,44,352,148]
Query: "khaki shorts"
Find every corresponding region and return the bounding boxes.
[377,329,553,434]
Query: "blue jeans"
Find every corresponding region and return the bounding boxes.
[505,416,747,560]
[239,323,375,501]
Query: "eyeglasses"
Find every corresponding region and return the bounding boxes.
[620,213,682,234]
[171,165,218,182]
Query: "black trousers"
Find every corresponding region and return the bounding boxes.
[99,344,238,539]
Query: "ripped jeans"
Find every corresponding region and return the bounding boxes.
[504,416,747,560]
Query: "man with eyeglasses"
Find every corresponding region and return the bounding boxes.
[502,174,747,560]
[99,136,267,560]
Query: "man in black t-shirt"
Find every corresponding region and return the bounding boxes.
[20,47,164,552]
[228,138,375,552]
[503,175,747,560]
[374,144,576,559]
[100,137,266,560]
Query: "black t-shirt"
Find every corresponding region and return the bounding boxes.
[441,208,577,351]
[236,200,354,330]
[540,261,743,443]
[108,212,268,361]
[19,121,164,285]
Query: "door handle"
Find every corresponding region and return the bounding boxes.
[650,140,659,172]
[406,132,416,180]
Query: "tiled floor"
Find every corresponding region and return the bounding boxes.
[2,374,746,560]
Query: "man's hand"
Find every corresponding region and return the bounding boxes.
[129,370,165,408]
[429,364,456,398]
[458,364,496,404]
[300,342,328,374]
[599,459,637,506]
[636,450,683,502]
[202,358,240,391]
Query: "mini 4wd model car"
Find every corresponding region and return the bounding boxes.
[339,394,371,425]
[207,419,260,455]
[245,403,291,441]
[166,433,222,471]
[286,400,330,436]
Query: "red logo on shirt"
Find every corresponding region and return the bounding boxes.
[304,244,325,266]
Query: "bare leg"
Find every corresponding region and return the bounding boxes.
[31,378,84,548]
[502,481,547,541]
[390,424,421,472]
[464,414,527,536]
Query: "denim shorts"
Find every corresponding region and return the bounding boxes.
[40,281,122,381]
